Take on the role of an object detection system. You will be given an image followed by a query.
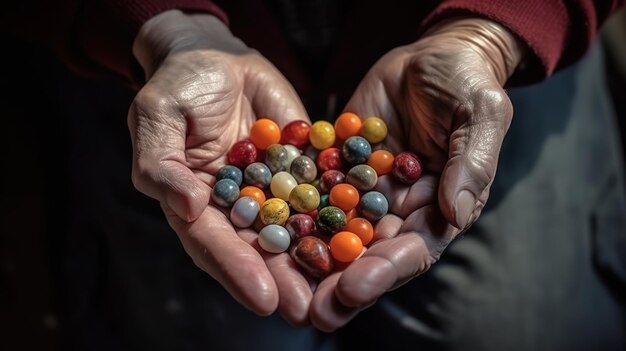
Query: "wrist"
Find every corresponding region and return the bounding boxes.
[133,9,250,80]
[421,18,527,85]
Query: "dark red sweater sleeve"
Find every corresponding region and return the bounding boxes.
[420,0,625,84]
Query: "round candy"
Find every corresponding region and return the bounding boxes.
[346,217,374,245]
[342,136,372,164]
[290,155,317,184]
[290,236,333,279]
[230,196,260,228]
[239,185,266,205]
[228,139,258,169]
[289,184,321,213]
[319,170,345,194]
[244,162,272,189]
[345,208,358,223]
[367,150,395,176]
[281,120,311,149]
[358,191,389,221]
[258,224,291,253]
[283,144,301,170]
[259,198,290,225]
[317,206,347,234]
[270,171,298,201]
[309,121,336,149]
[360,117,388,144]
[329,183,360,212]
[216,165,243,186]
[264,144,289,174]
[304,145,320,162]
[334,112,362,140]
[211,178,240,207]
[329,231,363,263]
[346,164,378,191]
[392,151,422,184]
[318,194,330,210]
[284,213,317,240]
[316,147,343,173]
[250,118,281,150]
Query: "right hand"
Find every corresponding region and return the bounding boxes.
[127,10,313,325]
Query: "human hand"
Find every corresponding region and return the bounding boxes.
[309,18,526,330]
[128,10,313,325]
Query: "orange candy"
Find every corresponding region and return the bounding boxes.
[346,218,374,245]
[250,118,281,150]
[367,149,395,176]
[329,183,360,212]
[330,231,363,262]
[344,208,358,223]
[239,185,266,205]
[334,112,362,140]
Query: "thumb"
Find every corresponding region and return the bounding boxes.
[439,87,513,230]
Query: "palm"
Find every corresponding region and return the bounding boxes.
[128,50,314,324]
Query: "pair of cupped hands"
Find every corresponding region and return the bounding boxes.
[128,10,525,331]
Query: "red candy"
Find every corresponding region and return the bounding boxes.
[281,120,311,149]
[228,139,258,169]
[284,213,317,240]
[392,151,422,184]
[319,170,346,194]
[316,147,344,173]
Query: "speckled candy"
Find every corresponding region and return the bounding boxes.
[289,184,321,213]
[259,198,290,225]
[358,191,389,221]
[342,136,372,164]
[258,224,291,253]
[280,120,311,149]
[392,151,422,184]
[316,147,343,173]
[230,196,260,228]
[284,213,317,240]
[283,144,301,170]
[211,179,240,207]
[289,155,317,184]
[290,236,333,279]
[216,165,243,186]
[228,139,258,169]
[319,170,345,194]
[264,144,289,174]
[244,162,272,189]
[346,164,378,191]
[317,206,347,234]
[270,171,298,201]
[309,121,336,149]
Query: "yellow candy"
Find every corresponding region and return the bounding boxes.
[289,184,321,213]
[360,117,388,144]
[309,121,336,149]
[259,198,290,226]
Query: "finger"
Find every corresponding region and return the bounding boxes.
[164,203,279,316]
[439,87,513,229]
[245,57,311,127]
[374,174,438,218]
[128,97,210,222]
[335,205,459,308]
[238,229,314,327]
[309,272,362,332]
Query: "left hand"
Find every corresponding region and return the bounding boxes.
[309,18,526,331]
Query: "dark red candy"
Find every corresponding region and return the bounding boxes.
[290,236,334,279]
[284,214,317,240]
[392,151,422,184]
[280,120,311,149]
[228,139,258,169]
[319,170,345,194]
[316,147,344,173]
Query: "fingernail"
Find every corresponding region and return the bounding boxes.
[454,190,475,229]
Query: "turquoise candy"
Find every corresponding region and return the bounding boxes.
[230,196,260,228]
[318,194,330,210]
[216,165,243,186]
[358,191,389,221]
[342,136,372,164]
[317,206,346,234]
[258,224,291,253]
[211,179,240,207]
[244,162,272,189]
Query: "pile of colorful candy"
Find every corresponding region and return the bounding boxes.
[211,112,422,279]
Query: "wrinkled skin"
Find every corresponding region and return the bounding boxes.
[309,19,525,331]
[128,10,525,330]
